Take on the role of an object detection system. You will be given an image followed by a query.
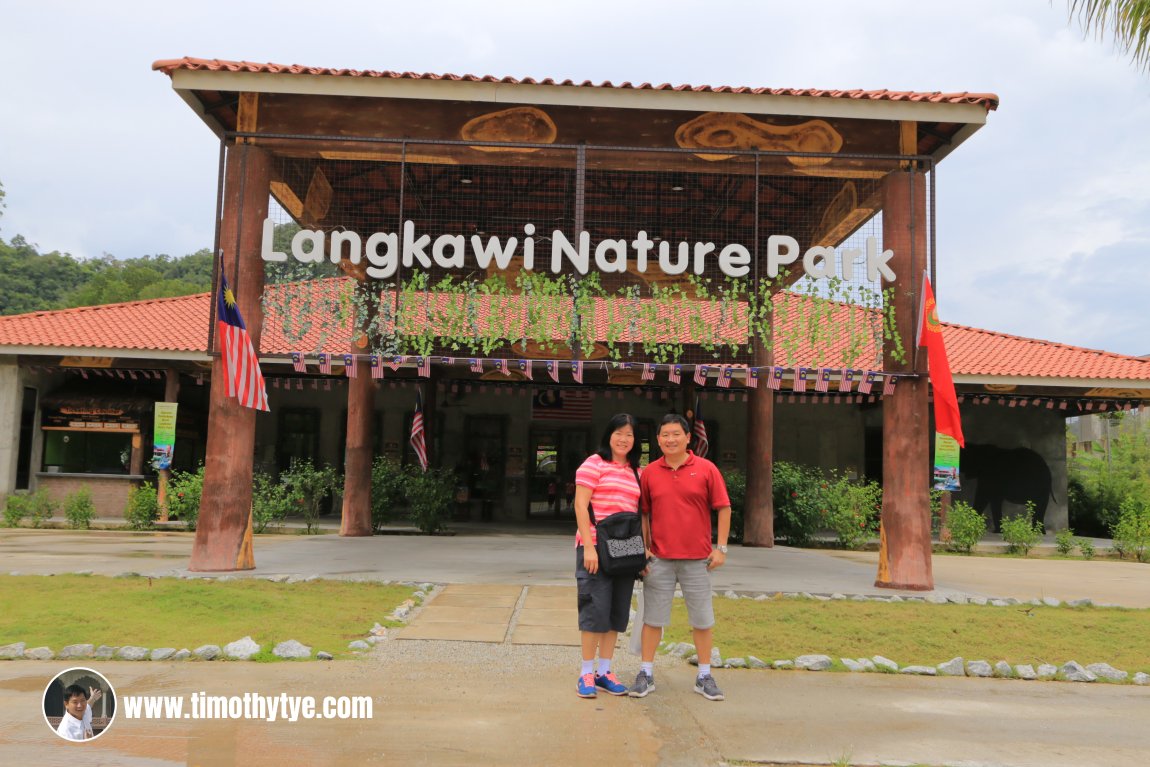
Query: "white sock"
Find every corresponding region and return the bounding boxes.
[581,660,594,676]
[597,658,612,676]
[698,664,711,678]
[640,662,654,677]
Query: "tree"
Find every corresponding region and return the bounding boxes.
[1069,0,1150,73]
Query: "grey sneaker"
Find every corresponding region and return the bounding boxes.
[628,671,655,698]
[694,674,724,701]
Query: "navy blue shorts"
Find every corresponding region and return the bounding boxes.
[576,547,636,633]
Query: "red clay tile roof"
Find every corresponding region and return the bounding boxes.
[152,58,1000,112]
[1,285,1146,383]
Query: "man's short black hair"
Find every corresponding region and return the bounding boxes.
[63,684,88,701]
[658,413,689,434]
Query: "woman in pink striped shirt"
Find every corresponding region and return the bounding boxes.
[573,413,642,698]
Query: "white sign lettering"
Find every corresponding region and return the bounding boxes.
[261,219,897,282]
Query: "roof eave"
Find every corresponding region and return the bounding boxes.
[168,69,989,146]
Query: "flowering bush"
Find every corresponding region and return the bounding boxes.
[772,462,828,546]
[167,466,205,532]
[824,475,882,550]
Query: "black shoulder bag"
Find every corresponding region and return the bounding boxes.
[594,466,647,577]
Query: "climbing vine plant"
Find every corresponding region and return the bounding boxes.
[261,258,906,368]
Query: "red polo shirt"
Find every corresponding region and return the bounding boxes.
[640,451,730,560]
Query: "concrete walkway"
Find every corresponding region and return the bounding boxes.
[2,526,1148,766]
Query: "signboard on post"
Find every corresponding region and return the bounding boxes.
[933,432,961,492]
[152,402,178,470]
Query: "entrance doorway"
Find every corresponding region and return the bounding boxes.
[527,427,589,519]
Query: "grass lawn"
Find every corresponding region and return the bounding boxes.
[0,575,416,659]
[660,597,1150,674]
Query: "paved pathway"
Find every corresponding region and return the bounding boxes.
[2,526,1149,766]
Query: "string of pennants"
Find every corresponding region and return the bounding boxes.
[35,362,1141,412]
[283,353,913,394]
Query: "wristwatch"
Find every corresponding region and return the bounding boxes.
[716,545,728,554]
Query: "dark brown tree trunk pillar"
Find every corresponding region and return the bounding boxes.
[340,360,374,536]
[743,340,774,546]
[875,155,933,590]
[189,142,271,571]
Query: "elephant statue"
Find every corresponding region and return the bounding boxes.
[959,443,1055,533]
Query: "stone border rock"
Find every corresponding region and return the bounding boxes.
[649,590,1149,687]
[0,576,431,663]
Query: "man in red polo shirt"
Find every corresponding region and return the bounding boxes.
[630,413,731,701]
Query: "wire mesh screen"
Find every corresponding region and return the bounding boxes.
[243,137,932,369]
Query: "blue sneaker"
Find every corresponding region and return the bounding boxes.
[595,672,628,696]
[577,673,597,698]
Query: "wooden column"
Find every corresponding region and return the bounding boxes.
[340,358,374,536]
[875,128,933,590]
[743,340,774,546]
[156,368,180,522]
[189,141,271,572]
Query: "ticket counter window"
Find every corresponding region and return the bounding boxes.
[42,431,133,475]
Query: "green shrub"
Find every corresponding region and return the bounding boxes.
[722,468,747,544]
[251,471,301,533]
[370,457,407,533]
[167,466,205,532]
[772,461,826,546]
[3,494,29,527]
[280,459,337,534]
[1000,502,1043,556]
[943,500,987,554]
[824,474,882,550]
[26,490,58,528]
[404,466,456,535]
[124,483,159,530]
[1110,497,1150,563]
[1076,537,1096,560]
[1054,528,1076,556]
[64,487,96,530]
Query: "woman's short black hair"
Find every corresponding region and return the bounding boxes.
[595,413,642,468]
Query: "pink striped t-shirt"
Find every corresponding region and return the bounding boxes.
[574,453,641,546]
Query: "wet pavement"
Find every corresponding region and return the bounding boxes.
[1,525,1148,766]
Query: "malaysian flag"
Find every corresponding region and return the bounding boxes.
[410,388,429,471]
[344,354,358,378]
[747,367,760,389]
[718,367,733,388]
[470,358,483,373]
[215,261,269,411]
[570,360,584,384]
[390,356,404,371]
[532,389,593,421]
[794,368,808,393]
[694,365,709,386]
[291,352,307,373]
[815,367,832,393]
[547,360,560,383]
[517,360,533,380]
[641,363,655,382]
[668,364,682,384]
[839,369,854,392]
[496,358,509,376]
[318,353,332,375]
[692,396,710,458]
[858,371,876,394]
[882,374,898,396]
[418,356,431,378]
[767,366,784,391]
[370,355,384,379]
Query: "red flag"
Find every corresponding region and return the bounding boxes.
[344,354,358,378]
[216,263,269,412]
[918,272,964,446]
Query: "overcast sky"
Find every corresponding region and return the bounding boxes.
[1,1,1146,356]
